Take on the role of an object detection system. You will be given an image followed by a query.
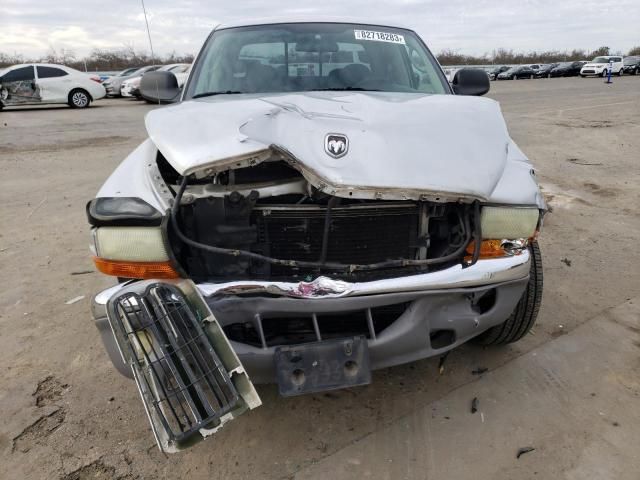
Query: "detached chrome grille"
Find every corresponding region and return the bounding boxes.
[107,283,260,451]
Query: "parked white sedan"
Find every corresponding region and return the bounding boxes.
[0,63,106,109]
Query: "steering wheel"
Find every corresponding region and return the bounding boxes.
[352,76,387,90]
[354,77,417,92]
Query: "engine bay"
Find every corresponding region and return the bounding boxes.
[161,155,475,282]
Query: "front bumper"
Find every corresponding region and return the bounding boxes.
[120,85,134,97]
[121,84,140,97]
[103,83,121,96]
[581,68,605,75]
[92,252,530,383]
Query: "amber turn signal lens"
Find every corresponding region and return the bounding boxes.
[93,257,180,279]
[465,240,507,259]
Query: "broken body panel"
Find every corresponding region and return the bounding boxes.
[144,92,544,206]
[106,279,260,452]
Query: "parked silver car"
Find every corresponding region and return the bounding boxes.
[102,65,158,96]
[88,19,545,452]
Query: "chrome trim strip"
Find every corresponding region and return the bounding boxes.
[91,252,530,307]
[197,251,530,299]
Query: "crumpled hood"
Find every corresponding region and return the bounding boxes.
[145,91,515,201]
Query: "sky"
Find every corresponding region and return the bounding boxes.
[2,0,639,59]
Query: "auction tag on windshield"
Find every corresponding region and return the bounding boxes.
[354,30,405,44]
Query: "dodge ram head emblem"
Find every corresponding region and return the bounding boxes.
[325,134,349,158]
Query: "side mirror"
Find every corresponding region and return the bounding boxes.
[451,68,490,96]
[140,71,181,104]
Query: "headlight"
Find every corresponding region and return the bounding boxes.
[88,198,177,279]
[480,207,539,239]
[87,197,162,226]
[91,226,179,279]
[94,227,169,262]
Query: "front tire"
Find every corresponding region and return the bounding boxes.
[474,241,543,345]
[618,69,623,76]
[68,89,91,108]
[512,75,517,80]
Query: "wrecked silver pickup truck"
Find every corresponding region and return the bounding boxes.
[87,20,545,451]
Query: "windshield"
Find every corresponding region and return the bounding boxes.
[118,67,139,76]
[170,64,190,73]
[624,56,639,65]
[185,23,449,98]
[592,57,612,63]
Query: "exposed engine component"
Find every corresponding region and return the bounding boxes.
[166,169,474,282]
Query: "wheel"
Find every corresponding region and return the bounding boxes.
[68,89,90,108]
[580,74,585,78]
[601,70,608,78]
[512,75,517,80]
[618,69,623,76]
[530,74,534,79]
[473,241,543,345]
[547,73,551,78]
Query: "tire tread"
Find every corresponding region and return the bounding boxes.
[474,242,543,345]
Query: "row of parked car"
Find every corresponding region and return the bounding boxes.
[0,62,191,110]
[102,63,191,99]
[488,56,640,80]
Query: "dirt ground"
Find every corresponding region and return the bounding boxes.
[0,77,639,480]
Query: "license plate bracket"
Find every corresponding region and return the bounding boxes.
[275,337,371,397]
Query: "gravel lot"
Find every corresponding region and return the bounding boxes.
[1,77,639,479]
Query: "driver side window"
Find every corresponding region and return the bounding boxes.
[2,66,35,82]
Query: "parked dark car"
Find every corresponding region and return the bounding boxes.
[534,63,559,78]
[622,56,640,75]
[488,65,510,80]
[497,65,535,80]
[549,61,586,77]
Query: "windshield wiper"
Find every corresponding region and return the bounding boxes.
[311,87,381,92]
[192,90,244,99]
